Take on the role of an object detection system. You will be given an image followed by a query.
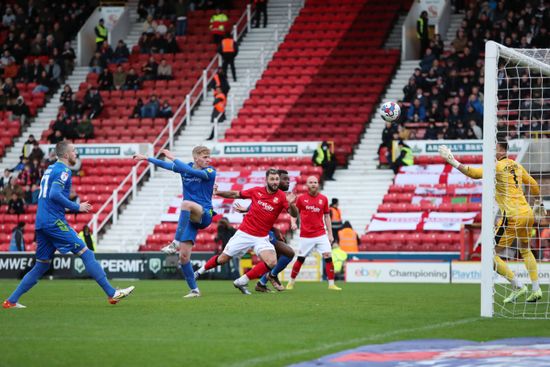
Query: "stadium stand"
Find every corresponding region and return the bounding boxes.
[224,0,401,165]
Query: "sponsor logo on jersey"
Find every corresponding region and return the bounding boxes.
[257,200,274,212]
[274,197,279,203]
[60,172,69,182]
[305,205,321,213]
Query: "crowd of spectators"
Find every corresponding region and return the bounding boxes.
[131,95,174,119]
[398,0,549,141]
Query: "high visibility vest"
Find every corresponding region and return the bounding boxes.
[401,146,414,166]
[417,18,424,39]
[95,25,107,43]
[214,91,226,112]
[78,231,96,251]
[213,74,221,87]
[210,14,228,34]
[338,228,358,253]
[315,147,331,165]
[329,207,341,222]
[222,38,235,53]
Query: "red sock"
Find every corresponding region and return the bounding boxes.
[291,259,303,279]
[245,261,269,280]
[204,255,219,271]
[325,258,335,280]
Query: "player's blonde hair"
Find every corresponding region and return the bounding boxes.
[192,145,211,157]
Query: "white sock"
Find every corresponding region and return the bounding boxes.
[235,274,249,285]
[197,266,206,275]
[532,281,540,292]
[288,278,295,284]
[510,278,522,289]
[328,279,335,286]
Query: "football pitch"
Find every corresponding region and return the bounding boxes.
[0,280,548,367]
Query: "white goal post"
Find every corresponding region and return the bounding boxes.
[482,41,550,318]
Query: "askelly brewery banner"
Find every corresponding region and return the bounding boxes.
[0,253,231,280]
[204,141,320,157]
[368,212,477,232]
[41,143,153,158]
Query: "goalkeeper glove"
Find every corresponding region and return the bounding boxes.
[438,145,460,168]
[533,200,547,222]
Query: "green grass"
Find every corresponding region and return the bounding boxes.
[0,280,549,367]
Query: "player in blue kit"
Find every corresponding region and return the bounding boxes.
[3,141,134,309]
[133,146,216,298]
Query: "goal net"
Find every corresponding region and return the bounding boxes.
[481,41,550,318]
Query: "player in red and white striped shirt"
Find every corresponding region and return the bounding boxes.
[287,176,341,291]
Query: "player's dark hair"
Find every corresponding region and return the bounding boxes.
[265,168,279,177]
[496,132,508,151]
[277,169,288,175]
[55,141,70,158]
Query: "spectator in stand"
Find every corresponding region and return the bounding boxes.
[22,135,38,158]
[89,52,105,74]
[407,98,426,122]
[451,29,469,53]
[141,95,160,118]
[28,141,44,163]
[455,121,469,139]
[32,71,50,94]
[99,41,114,65]
[165,33,180,54]
[17,59,34,83]
[7,192,25,214]
[94,19,108,51]
[3,177,24,200]
[9,222,25,252]
[377,120,395,163]
[254,0,268,28]
[83,86,103,119]
[424,122,439,139]
[157,59,173,80]
[124,68,141,90]
[158,100,173,118]
[16,164,33,189]
[143,15,158,34]
[417,11,429,57]
[11,96,31,125]
[142,56,158,81]
[2,6,16,27]
[312,141,336,181]
[113,65,127,91]
[60,85,73,109]
[45,58,62,89]
[98,67,114,91]
[175,0,189,36]
[337,221,360,253]
[112,40,130,64]
[219,33,238,82]
[426,100,444,123]
[76,116,94,140]
[0,169,11,190]
[209,8,229,44]
[419,48,436,73]
[30,59,44,83]
[66,94,83,118]
[469,120,482,139]
[150,32,168,53]
[62,42,76,74]
[138,32,152,54]
[447,104,462,126]
[402,77,417,103]
[329,198,343,242]
[391,140,413,174]
[11,156,27,172]
[79,225,96,252]
[2,77,19,106]
[131,98,144,118]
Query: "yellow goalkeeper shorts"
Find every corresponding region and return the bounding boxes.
[494,210,534,249]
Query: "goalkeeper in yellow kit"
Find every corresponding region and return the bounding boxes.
[439,139,547,303]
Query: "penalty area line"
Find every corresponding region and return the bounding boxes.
[230,317,480,367]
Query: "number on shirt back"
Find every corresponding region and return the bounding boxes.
[39,174,50,198]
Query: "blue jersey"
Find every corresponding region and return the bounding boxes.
[179,162,216,211]
[36,161,79,229]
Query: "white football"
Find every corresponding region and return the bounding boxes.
[380,101,401,122]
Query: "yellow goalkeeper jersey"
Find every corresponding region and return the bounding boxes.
[463,158,540,217]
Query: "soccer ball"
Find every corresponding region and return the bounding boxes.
[380,101,400,122]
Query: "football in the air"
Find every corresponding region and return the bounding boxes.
[380,101,401,122]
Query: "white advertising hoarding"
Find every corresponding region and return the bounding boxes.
[346,261,450,283]
[452,261,550,284]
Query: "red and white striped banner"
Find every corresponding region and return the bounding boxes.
[368,212,477,232]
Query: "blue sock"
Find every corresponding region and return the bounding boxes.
[180,262,198,290]
[175,210,190,242]
[81,250,116,297]
[259,255,293,285]
[8,261,50,303]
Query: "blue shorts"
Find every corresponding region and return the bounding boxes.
[268,230,277,245]
[177,208,214,244]
[36,221,86,261]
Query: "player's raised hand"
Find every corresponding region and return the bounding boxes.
[438,145,460,168]
[233,202,248,213]
[160,149,175,161]
[133,153,148,161]
[79,202,92,213]
[287,192,297,204]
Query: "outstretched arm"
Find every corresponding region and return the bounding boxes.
[439,145,483,179]
[214,184,241,199]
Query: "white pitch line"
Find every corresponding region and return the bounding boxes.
[229,317,480,367]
